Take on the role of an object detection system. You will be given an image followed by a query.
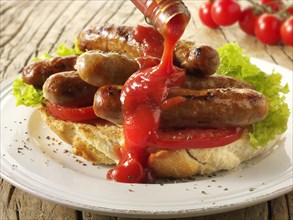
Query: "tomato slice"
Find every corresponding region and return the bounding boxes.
[45,101,97,122]
[46,101,243,148]
[151,127,244,149]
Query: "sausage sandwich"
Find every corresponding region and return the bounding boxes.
[14,24,288,183]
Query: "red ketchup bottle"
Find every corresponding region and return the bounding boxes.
[131,0,190,36]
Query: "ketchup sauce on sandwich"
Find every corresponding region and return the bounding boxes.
[107,0,191,183]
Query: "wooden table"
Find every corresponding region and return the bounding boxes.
[1,1,292,219]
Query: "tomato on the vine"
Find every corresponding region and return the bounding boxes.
[255,13,282,45]
[199,1,219,29]
[280,16,293,46]
[211,0,241,26]
[260,0,284,12]
[238,6,260,35]
[196,0,292,46]
[287,6,293,16]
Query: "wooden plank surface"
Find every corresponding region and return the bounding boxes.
[1,0,292,219]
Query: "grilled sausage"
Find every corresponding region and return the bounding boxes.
[78,24,142,58]
[184,75,253,90]
[75,50,139,87]
[174,41,220,76]
[77,24,220,76]
[75,50,252,89]
[163,87,268,128]
[93,85,268,128]
[22,55,78,88]
[94,85,123,125]
[43,71,97,107]
[22,54,251,91]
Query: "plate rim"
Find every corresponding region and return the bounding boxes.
[1,57,293,218]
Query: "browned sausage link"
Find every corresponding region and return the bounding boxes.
[78,24,142,58]
[22,55,78,88]
[93,85,268,128]
[75,50,251,89]
[163,87,268,128]
[43,71,97,107]
[174,41,220,76]
[76,50,139,87]
[77,24,220,76]
[184,75,253,90]
[93,85,123,125]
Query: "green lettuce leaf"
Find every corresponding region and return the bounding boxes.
[33,39,83,61]
[32,52,53,61]
[13,78,45,107]
[216,43,290,147]
[56,39,83,56]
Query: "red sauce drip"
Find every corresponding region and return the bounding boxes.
[132,25,164,58]
[107,14,189,183]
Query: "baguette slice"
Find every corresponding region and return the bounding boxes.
[39,106,280,179]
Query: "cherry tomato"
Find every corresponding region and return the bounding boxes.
[211,0,241,26]
[199,1,219,29]
[280,16,293,46]
[151,127,244,149]
[238,6,260,35]
[287,6,293,16]
[255,13,282,45]
[261,0,284,12]
[45,101,97,122]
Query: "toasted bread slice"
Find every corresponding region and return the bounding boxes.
[39,106,279,178]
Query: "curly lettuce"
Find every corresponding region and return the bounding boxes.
[32,52,53,61]
[216,43,290,147]
[56,39,83,56]
[33,39,83,61]
[13,77,45,107]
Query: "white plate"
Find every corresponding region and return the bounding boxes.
[1,58,292,218]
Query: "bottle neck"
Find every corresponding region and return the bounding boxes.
[131,0,190,36]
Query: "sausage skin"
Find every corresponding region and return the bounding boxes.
[75,50,252,89]
[77,24,220,76]
[94,85,123,125]
[163,87,268,128]
[43,71,97,107]
[78,25,142,58]
[22,55,78,88]
[75,50,139,87]
[184,75,253,90]
[93,85,268,128]
[174,41,220,76]
[22,53,252,90]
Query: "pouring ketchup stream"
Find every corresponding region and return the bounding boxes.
[106,4,191,183]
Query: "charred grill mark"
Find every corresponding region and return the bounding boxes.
[107,86,114,96]
[86,29,92,35]
[180,91,216,101]
[106,85,122,97]
[78,24,220,76]
[195,47,201,57]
